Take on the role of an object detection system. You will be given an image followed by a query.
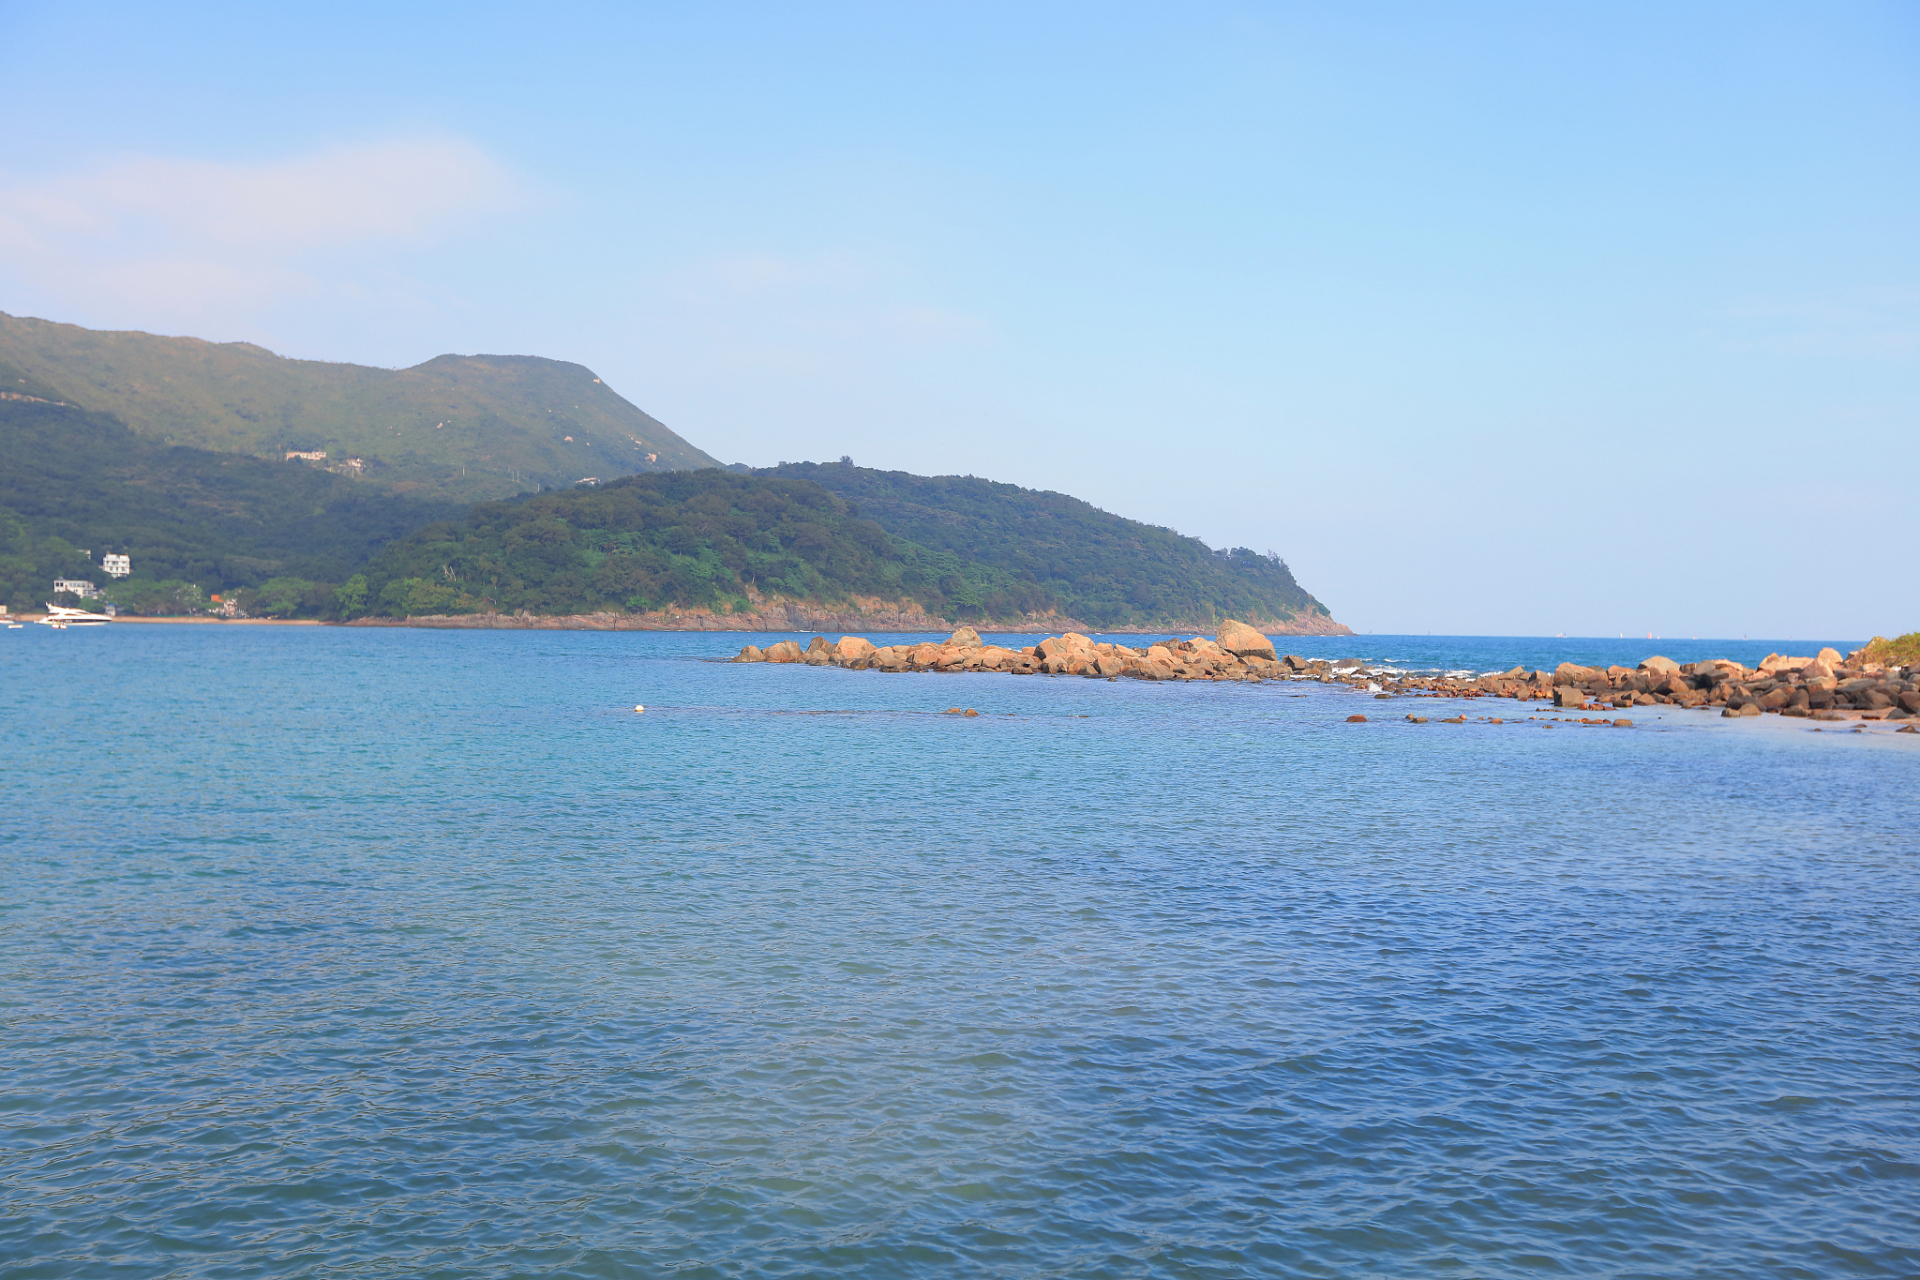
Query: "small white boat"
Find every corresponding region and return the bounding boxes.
[36,603,113,628]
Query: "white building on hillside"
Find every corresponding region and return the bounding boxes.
[102,554,130,578]
[53,578,100,599]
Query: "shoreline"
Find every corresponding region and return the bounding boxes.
[342,607,1352,635]
[5,614,332,626]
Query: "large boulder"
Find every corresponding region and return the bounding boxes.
[835,635,877,664]
[763,640,804,663]
[1554,662,1603,686]
[1216,619,1277,661]
[947,626,983,650]
[1554,686,1590,708]
[732,644,766,663]
[1037,633,1094,659]
[1638,655,1680,676]
[975,646,1015,670]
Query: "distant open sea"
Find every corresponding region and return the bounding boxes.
[3,625,1916,1279]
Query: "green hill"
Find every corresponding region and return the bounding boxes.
[0,312,724,501]
[349,466,1343,631]
[352,470,924,619]
[0,314,1345,630]
[0,396,460,613]
[761,460,1337,630]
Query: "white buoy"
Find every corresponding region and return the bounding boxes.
[634,705,645,713]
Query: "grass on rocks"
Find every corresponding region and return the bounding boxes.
[1857,632,1920,665]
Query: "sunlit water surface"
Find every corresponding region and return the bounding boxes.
[2,626,1916,1279]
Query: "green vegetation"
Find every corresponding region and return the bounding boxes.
[356,470,925,617]
[0,312,724,501]
[1,321,1343,628]
[764,460,1331,629]
[350,464,1336,628]
[0,397,461,614]
[1857,633,1920,665]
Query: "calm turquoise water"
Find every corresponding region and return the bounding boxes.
[2,625,1916,1279]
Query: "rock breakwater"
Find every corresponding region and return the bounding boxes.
[730,625,1920,724]
[734,619,1291,681]
[1381,646,1920,722]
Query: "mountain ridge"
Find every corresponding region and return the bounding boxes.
[0,312,723,500]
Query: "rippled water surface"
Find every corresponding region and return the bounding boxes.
[3,626,1917,1279]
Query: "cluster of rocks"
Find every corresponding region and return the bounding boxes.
[730,625,1920,727]
[1373,647,1920,722]
[731,619,1290,680]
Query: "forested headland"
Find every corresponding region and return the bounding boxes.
[346,466,1339,630]
[1,314,1347,631]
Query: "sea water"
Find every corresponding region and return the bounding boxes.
[2,625,1916,1279]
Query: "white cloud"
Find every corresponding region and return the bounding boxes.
[0,136,524,324]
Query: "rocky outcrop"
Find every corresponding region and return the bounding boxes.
[1363,645,1918,722]
[727,628,1920,724]
[731,619,1295,683]
[1217,619,1278,660]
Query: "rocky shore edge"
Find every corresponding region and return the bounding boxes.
[345,600,1068,633]
[343,601,1349,635]
[1385,647,1920,723]
[730,623,1920,728]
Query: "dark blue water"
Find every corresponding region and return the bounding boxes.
[3,626,1916,1279]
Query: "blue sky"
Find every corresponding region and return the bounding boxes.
[1,2,1914,638]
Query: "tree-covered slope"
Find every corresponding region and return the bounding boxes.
[0,312,724,501]
[350,465,1344,631]
[353,470,933,619]
[0,397,461,612]
[762,460,1337,630]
